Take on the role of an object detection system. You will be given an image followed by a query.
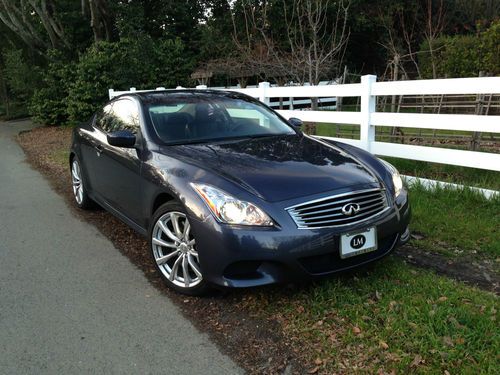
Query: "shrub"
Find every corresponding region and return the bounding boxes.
[67,36,191,124]
[29,50,76,125]
[419,20,500,78]
[2,49,39,101]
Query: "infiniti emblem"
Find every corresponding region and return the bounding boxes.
[341,203,361,216]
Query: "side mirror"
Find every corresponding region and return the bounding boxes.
[107,130,136,148]
[288,117,303,128]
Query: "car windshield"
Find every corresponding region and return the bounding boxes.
[147,95,295,144]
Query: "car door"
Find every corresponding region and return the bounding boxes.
[92,98,145,226]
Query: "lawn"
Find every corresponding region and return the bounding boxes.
[242,257,499,374]
[405,183,500,259]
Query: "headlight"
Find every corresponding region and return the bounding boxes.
[379,159,403,197]
[190,183,274,226]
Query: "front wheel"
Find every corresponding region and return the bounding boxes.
[70,156,93,209]
[149,202,210,295]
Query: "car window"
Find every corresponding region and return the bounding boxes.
[96,99,140,134]
[147,96,294,144]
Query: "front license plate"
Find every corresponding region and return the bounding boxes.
[340,227,377,259]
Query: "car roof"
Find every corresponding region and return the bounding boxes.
[114,89,254,105]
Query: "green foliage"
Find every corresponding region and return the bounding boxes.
[481,20,500,75]
[2,49,39,101]
[29,50,76,125]
[62,36,190,124]
[419,20,500,78]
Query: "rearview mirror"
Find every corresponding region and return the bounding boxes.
[107,130,136,148]
[288,117,303,128]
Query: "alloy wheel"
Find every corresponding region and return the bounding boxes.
[151,211,202,288]
[71,160,84,204]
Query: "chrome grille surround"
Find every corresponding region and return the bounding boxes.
[286,188,389,229]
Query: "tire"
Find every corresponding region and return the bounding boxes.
[149,202,210,296]
[70,156,93,210]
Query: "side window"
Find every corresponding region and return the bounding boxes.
[112,99,140,134]
[95,100,140,134]
[95,103,114,132]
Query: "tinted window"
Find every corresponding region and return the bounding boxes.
[96,99,140,134]
[147,96,294,144]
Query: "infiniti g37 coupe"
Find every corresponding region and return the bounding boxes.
[70,90,410,295]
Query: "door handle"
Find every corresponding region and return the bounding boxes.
[94,144,103,156]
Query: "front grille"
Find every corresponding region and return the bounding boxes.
[286,188,388,229]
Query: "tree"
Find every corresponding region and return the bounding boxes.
[0,0,71,52]
[231,0,351,85]
[87,0,114,42]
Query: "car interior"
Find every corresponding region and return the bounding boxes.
[148,101,277,143]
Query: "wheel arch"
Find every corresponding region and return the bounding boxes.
[151,191,177,217]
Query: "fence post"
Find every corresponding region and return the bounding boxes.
[359,75,377,152]
[108,88,115,100]
[259,82,270,105]
[196,85,207,89]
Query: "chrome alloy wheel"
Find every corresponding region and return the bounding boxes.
[152,211,202,288]
[71,159,84,204]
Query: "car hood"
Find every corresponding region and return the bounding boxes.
[166,134,380,202]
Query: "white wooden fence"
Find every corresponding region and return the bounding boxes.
[109,75,500,197]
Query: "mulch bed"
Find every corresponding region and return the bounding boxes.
[16,125,499,374]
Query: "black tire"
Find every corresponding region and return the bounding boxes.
[70,155,94,210]
[149,202,210,296]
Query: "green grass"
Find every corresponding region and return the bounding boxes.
[384,157,500,191]
[406,183,500,259]
[243,258,499,374]
[49,148,70,167]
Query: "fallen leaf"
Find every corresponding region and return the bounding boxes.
[455,337,465,345]
[442,336,454,347]
[314,358,323,365]
[379,341,389,350]
[444,371,451,375]
[308,366,319,374]
[297,305,305,313]
[438,296,448,302]
[410,355,423,368]
[411,233,424,240]
[352,326,362,335]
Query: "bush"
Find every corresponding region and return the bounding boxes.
[419,20,500,78]
[67,36,191,124]
[2,49,39,101]
[29,50,76,125]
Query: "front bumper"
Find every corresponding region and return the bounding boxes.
[190,190,411,288]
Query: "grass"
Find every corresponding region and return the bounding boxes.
[384,157,500,191]
[242,258,499,374]
[406,183,500,258]
[49,148,70,167]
